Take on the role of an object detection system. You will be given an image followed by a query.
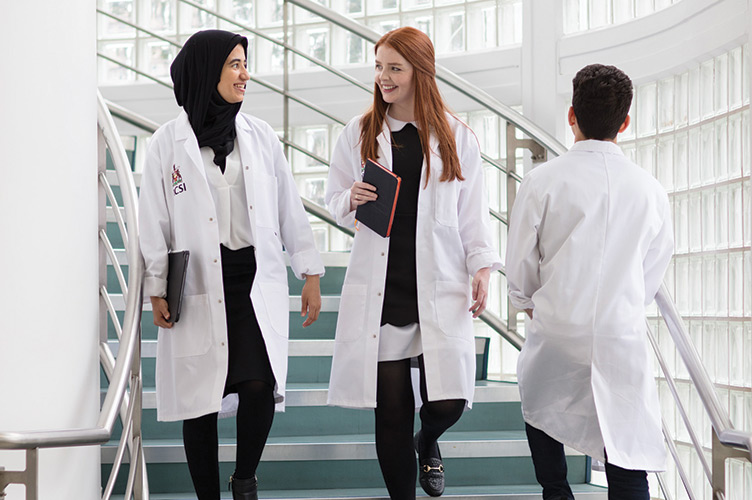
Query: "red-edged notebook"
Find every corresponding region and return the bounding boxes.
[355,158,401,237]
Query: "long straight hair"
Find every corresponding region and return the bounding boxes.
[359,27,464,185]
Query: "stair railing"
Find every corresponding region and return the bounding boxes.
[0,92,148,500]
[95,2,750,497]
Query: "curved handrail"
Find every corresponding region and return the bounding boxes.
[655,284,752,461]
[0,94,143,452]
[287,0,568,159]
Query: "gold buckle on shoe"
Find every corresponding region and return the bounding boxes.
[422,464,444,473]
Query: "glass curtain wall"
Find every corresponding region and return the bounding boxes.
[98,0,522,83]
[563,0,683,34]
[619,44,752,500]
[97,0,522,255]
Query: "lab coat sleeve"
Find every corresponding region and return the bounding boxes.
[325,121,358,228]
[138,139,171,299]
[456,129,503,276]
[505,175,542,311]
[643,194,674,305]
[267,125,325,280]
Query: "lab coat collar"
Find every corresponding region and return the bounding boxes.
[175,111,209,185]
[569,139,624,156]
[175,110,254,184]
[376,117,394,170]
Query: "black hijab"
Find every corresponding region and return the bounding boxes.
[170,30,248,172]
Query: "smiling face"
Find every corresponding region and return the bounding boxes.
[217,43,250,103]
[374,44,415,120]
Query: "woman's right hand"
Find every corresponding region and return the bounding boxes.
[350,181,378,211]
[150,296,173,328]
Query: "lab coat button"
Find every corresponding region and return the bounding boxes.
[213,259,218,263]
[245,166,249,170]
[249,205,253,210]
[209,217,214,222]
[218,299,222,304]
[221,342,225,347]
[372,334,377,338]
[381,252,385,256]
[377,292,382,296]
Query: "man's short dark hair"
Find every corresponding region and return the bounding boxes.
[572,64,633,140]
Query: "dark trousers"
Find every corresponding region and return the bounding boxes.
[525,423,650,500]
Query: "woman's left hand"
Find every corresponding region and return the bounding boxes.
[301,274,322,327]
[469,267,491,318]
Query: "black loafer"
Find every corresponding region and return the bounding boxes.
[414,431,445,497]
[229,474,258,500]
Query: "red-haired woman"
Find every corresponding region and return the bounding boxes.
[325,27,502,499]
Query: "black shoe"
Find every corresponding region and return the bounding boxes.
[229,474,258,500]
[414,430,445,497]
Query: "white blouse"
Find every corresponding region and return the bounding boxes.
[200,140,254,250]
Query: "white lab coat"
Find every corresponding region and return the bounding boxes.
[325,114,502,409]
[505,140,673,471]
[139,111,324,422]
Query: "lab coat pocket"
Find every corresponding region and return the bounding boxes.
[253,173,280,229]
[335,284,368,342]
[434,181,459,228]
[169,294,213,358]
[435,281,471,338]
[257,281,289,337]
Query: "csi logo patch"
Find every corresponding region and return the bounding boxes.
[171,165,187,195]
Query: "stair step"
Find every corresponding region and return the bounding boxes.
[112,483,608,499]
[109,337,490,358]
[103,430,584,463]
[131,380,520,409]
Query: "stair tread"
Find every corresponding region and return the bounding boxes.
[131,380,520,408]
[103,429,586,463]
[115,483,607,499]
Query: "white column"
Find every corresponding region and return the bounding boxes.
[521,0,568,147]
[0,1,100,499]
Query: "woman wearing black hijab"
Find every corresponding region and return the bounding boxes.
[138,30,324,500]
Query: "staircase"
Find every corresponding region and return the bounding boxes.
[100,170,607,499]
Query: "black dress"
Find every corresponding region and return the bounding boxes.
[380,122,423,327]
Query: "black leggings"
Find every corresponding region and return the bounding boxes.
[374,356,465,500]
[182,380,275,500]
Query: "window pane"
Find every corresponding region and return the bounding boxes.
[700,59,715,120]
[100,0,136,38]
[674,131,688,190]
[179,0,216,31]
[637,83,657,137]
[146,0,175,33]
[613,0,634,24]
[688,66,700,124]
[658,77,674,132]
[715,53,729,114]
[657,137,674,191]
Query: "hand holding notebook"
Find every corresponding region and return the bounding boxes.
[354,159,401,237]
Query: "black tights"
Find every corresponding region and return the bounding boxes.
[182,380,275,500]
[374,356,465,500]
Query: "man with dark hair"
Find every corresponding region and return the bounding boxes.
[505,64,673,499]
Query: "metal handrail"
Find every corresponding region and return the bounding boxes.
[655,284,752,461]
[0,94,143,449]
[177,0,373,94]
[97,1,751,493]
[0,92,147,499]
[287,0,568,159]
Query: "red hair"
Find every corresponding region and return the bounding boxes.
[359,27,463,185]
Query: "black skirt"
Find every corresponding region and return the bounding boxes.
[220,244,276,395]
